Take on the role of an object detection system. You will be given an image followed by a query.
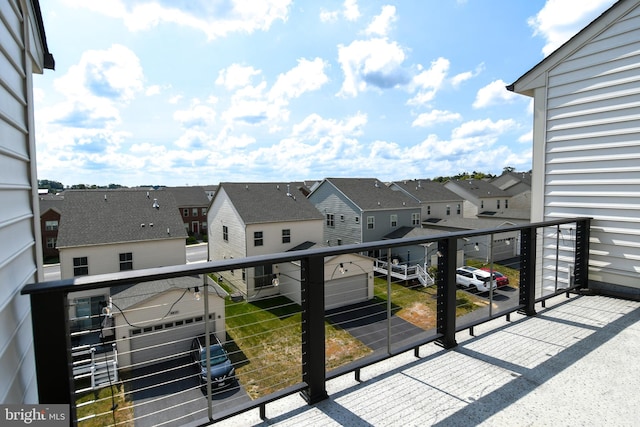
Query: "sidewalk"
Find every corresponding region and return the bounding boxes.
[217,294,640,426]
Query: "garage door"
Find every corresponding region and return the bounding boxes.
[325,274,368,310]
[129,314,215,368]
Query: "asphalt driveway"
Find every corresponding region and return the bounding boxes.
[326,299,427,351]
[125,356,251,427]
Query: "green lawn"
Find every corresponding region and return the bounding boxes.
[224,295,371,399]
[373,277,483,329]
[76,383,133,427]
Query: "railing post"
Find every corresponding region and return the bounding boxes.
[29,291,77,425]
[574,219,591,290]
[436,237,457,349]
[519,226,537,316]
[300,255,328,404]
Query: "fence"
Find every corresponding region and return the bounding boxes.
[21,217,590,426]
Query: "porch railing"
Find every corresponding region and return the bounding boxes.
[21,217,591,426]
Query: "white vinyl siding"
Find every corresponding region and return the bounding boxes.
[0,0,46,404]
[542,5,640,289]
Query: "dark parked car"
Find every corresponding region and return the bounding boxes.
[190,334,235,389]
[480,268,509,287]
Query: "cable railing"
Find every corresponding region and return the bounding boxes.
[21,217,591,426]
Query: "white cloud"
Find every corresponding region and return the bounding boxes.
[412,110,462,128]
[54,44,143,104]
[145,85,161,96]
[269,58,329,100]
[473,79,519,109]
[407,57,450,106]
[518,130,533,143]
[337,38,409,97]
[528,0,616,56]
[451,63,484,88]
[173,99,217,128]
[216,64,262,90]
[319,9,339,22]
[364,5,396,37]
[343,0,361,21]
[451,118,516,140]
[66,0,293,40]
[46,45,144,130]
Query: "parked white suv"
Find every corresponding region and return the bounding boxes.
[456,266,497,292]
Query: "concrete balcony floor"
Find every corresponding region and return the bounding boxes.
[217,294,639,426]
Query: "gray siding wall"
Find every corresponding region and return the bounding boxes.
[361,208,420,242]
[543,5,640,290]
[0,0,43,403]
[309,183,362,245]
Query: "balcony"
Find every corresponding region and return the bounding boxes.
[21,217,638,426]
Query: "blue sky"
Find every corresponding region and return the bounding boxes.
[34,0,617,187]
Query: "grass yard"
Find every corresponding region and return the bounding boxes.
[224,296,371,399]
[76,382,133,427]
[373,277,484,330]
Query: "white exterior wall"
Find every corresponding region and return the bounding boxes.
[208,189,246,262]
[0,0,47,404]
[529,4,640,292]
[59,239,187,279]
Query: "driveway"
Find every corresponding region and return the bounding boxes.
[326,299,426,351]
[125,356,251,427]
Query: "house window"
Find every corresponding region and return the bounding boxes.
[46,237,56,248]
[390,214,398,227]
[73,257,88,276]
[505,199,509,209]
[427,205,431,215]
[282,229,291,244]
[45,220,58,231]
[337,239,342,245]
[497,200,501,209]
[183,208,189,217]
[222,225,228,241]
[192,208,198,216]
[203,207,207,215]
[74,296,104,330]
[411,213,420,226]
[367,216,375,229]
[326,213,335,227]
[254,264,273,288]
[340,215,345,222]
[201,221,207,230]
[456,204,461,215]
[254,231,263,246]
[119,252,133,271]
[481,200,484,209]
[446,206,451,216]
[355,216,359,224]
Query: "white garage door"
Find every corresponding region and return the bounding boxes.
[129,314,215,368]
[325,274,368,310]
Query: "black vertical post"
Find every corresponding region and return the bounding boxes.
[519,226,537,316]
[436,237,457,349]
[574,219,591,289]
[30,291,76,425]
[300,255,328,404]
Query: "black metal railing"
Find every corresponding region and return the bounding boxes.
[21,217,590,426]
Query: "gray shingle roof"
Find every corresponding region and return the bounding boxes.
[391,179,463,203]
[165,186,210,207]
[323,178,419,210]
[217,182,324,224]
[448,179,509,198]
[56,189,188,248]
[39,194,65,214]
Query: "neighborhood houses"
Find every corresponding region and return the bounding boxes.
[41,172,532,386]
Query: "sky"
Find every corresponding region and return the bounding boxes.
[34,0,618,187]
